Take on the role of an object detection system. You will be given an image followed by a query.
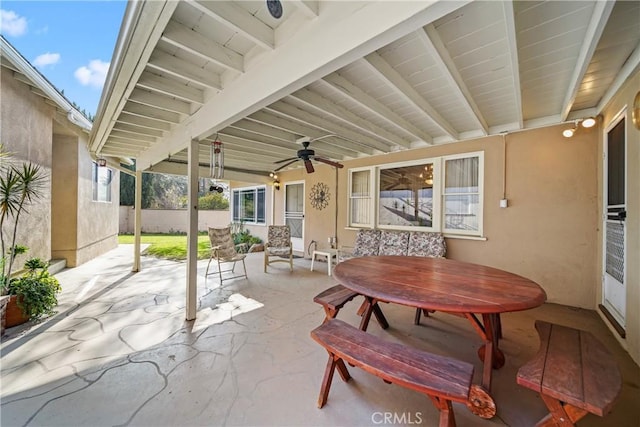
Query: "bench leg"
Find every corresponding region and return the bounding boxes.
[536,394,588,427]
[318,353,352,408]
[428,396,456,427]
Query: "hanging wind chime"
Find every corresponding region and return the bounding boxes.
[210,136,224,180]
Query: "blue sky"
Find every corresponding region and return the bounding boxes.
[1,1,126,117]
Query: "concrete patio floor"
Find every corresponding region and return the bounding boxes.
[1,245,639,427]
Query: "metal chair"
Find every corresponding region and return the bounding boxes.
[264,225,293,272]
[205,226,248,283]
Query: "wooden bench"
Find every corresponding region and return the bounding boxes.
[517,320,622,426]
[313,284,389,329]
[311,319,494,426]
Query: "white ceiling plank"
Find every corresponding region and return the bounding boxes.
[421,25,489,135]
[110,130,157,144]
[117,112,172,131]
[124,102,182,124]
[113,122,165,138]
[597,42,640,114]
[91,0,179,154]
[129,89,192,115]
[162,21,244,73]
[105,137,152,148]
[209,134,298,158]
[289,88,411,149]
[153,160,271,182]
[272,100,388,153]
[322,73,433,144]
[502,0,523,129]
[560,1,615,121]
[231,119,298,142]
[136,0,469,167]
[137,73,204,104]
[190,0,275,50]
[147,51,222,90]
[364,52,459,140]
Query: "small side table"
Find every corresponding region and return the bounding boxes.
[311,249,338,276]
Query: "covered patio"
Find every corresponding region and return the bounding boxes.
[1,247,639,426]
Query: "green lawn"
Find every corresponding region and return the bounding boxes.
[118,233,211,260]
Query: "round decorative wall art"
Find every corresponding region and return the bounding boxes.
[310,182,330,210]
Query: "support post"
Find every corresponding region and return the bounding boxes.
[186,139,199,320]
[133,169,142,272]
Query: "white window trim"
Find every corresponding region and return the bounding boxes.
[232,185,267,225]
[92,162,112,203]
[348,166,376,228]
[376,157,441,232]
[441,151,484,237]
[346,151,484,237]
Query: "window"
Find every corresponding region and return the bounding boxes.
[348,168,374,227]
[442,154,482,235]
[347,152,483,236]
[232,186,266,224]
[92,162,112,202]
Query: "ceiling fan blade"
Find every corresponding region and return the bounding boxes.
[274,157,298,164]
[314,157,344,169]
[304,159,315,173]
[274,159,299,172]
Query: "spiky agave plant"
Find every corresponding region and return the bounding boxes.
[0,145,47,290]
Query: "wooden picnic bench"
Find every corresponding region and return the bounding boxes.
[311,319,496,426]
[313,284,388,329]
[517,320,622,426]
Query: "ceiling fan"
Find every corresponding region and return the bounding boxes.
[273,137,344,173]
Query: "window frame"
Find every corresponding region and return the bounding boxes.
[92,162,112,203]
[232,185,266,225]
[346,151,484,237]
[441,151,484,237]
[347,166,376,228]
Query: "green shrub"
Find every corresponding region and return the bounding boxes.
[7,258,61,320]
[198,193,229,210]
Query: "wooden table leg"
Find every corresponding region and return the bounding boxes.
[359,298,375,331]
[536,394,588,427]
[372,301,389,329]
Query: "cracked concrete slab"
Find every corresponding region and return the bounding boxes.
[2,245,639,426]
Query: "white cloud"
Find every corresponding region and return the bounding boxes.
[0,9,28,37]
[74,59,110,89]
[33,52,60,68]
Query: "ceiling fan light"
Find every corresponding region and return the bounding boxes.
[562,128,575,138]
[581,117,596,128]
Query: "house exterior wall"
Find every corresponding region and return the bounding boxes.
[1,65,119,270]
[278,124,599,309]
[73,141,119,266]
[0,67,53,268]
[51,136,79,264]
[599,69,640,365]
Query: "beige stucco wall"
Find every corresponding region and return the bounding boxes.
[2,66,119,269]
[599,69,640,365]
[119,206,231,234]
[0,67,53,268]
[279,125,599,309]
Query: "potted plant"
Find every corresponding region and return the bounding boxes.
[0,144,48,331]
[4,258,61,327]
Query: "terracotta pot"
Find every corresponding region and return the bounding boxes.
[5,295,30,328]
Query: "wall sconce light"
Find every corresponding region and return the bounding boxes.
[273,180,280,190]
[97,158,107,167]
[562,117,596,138]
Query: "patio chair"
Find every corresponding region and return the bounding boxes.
[264,225,293,272]
[205,226,248,283]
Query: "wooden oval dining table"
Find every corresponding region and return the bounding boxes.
[333,255,547,395]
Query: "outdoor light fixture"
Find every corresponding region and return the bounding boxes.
[273,180,280,191]
[562,117,596,138]
[97,158,107,167]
